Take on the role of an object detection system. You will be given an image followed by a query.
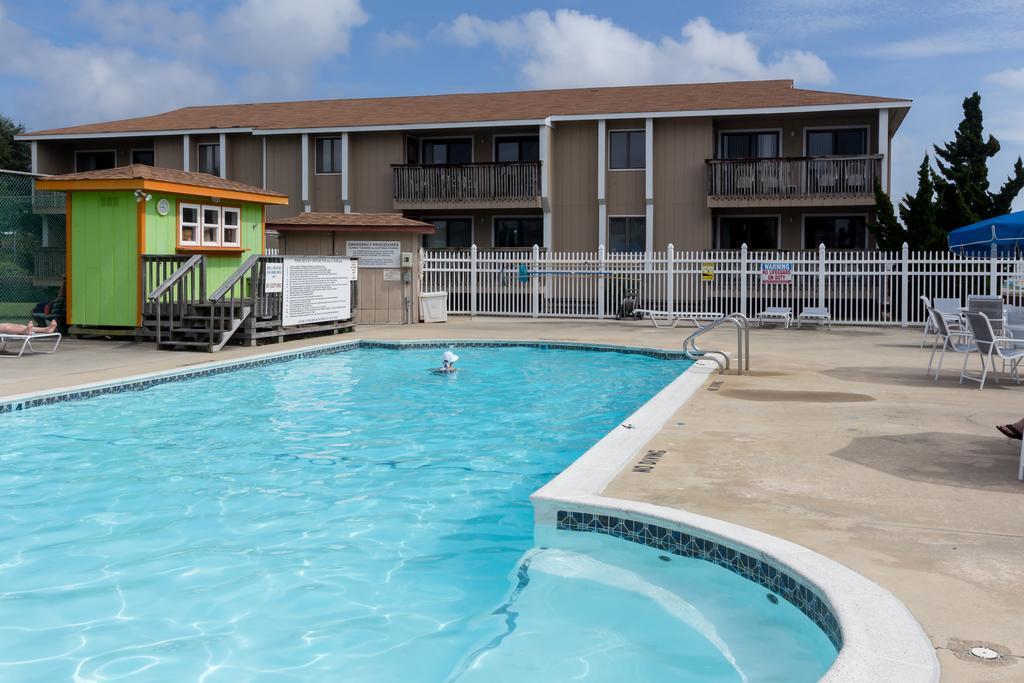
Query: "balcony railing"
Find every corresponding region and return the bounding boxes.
[393,161,541,204]
[706,155,883,201]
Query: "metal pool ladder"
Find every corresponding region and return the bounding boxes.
[682,313,749,374]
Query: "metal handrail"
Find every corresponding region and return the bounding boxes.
[682,312,749,374]
[147,254,204,300]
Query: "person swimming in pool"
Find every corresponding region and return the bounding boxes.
[436,350,459,374]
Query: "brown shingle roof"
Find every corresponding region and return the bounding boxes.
[22,80,910,137]
[268,212,434,233]
[37,164,286,199]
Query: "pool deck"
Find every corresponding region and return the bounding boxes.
[3,320,1023,680]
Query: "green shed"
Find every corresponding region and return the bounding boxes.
[37,165,288,330]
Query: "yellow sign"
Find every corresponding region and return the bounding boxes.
[701,262,715,281]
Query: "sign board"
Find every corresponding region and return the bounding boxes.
[281,256,352,326]
[264,262,283,293]
[345,240,401,268]
[760,261,793,285]
[383,269,401,282]
[701,262,715,281]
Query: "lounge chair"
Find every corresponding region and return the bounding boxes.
[960,312,1024,389]
[0,332,62,358]
[634,309,724,329]
[797,306,831,330]
[926,307,975,380]
[754,307,793,328]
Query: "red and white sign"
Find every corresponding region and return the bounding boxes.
[760,262,793,284]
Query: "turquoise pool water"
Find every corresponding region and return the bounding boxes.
[0,346,835,681]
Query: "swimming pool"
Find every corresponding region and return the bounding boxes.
[0,345,835,681]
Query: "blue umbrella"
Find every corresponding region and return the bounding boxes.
[948,211,1024,256]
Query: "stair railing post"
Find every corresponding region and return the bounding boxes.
[666,243,675,316]
[818,243,826,309]
[900,242,909,327]
[470,244,478,317]
[740,243,748,318]
[597,244,606,319]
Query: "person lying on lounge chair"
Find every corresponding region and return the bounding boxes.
[997,419,1024,440]
[0,320,57,336]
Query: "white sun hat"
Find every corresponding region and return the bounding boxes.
[442,350,459,363]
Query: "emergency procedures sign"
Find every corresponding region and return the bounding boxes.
[282,257,352,326]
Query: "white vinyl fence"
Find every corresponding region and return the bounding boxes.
[421,244,1024,327]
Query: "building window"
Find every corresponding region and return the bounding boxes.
[222,207,241,246]
[131,149,154,166]
[720,132,779,159]
[198,143,220,175]
[316,137,342,174]
[608,217,646,253]
[180,203,200,245]
[423,217,472,249]
[406,136,420,164]
[496,136,540,162]
[75,150,116,172]
[804,215,866,249]
[717,216,780,250]
[495,217,543,248]
[806,129,867,156]
[609,130,645,169]
[423,138,472,165]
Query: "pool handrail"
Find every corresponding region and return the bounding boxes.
[682,312,749,374]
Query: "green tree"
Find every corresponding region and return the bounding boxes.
[866,179,906,251]
[932,92,1024,232]
[0,115,31,172]
[900,155,944,250]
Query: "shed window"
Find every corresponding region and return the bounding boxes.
[180,203,200,245]
[202,206,222,246]
[222,207,241,246]
[316,137,342,174]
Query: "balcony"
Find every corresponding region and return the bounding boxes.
[392,161,542,210]
[705,155,882,207]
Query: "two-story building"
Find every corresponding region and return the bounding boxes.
[19,79,910,253]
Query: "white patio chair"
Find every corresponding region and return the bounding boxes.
[755,306,793,328]
[797,306,831,330]
[0,332,62,358]
[919,295,935,347]
[634,309,724,329]
[926,307,975,380]
[960,312,1024,389]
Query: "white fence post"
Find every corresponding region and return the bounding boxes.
[531,244,540,318]
[597,244,606,319]
[900,242,909,327]
[740,243,748,318]
[470,244,478,317]
[818,243,826,308]
[666,243,675,316]
[991,243,999,296]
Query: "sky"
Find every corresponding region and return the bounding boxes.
[1,0,1023,210]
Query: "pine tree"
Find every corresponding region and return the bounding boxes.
[0,115,31,173]
[866,180,906,251]
[932,92,1024,233]
[901,155,944,250]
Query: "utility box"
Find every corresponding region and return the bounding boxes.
[419,291,448,323]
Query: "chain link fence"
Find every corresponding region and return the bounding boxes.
[0,170,65,323]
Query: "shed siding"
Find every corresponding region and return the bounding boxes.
[69,191,138,326]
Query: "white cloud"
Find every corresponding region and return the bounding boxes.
[0,2,219,127]
[440,11,833,88]
[374,30,418,54]
[987,67,1024,89]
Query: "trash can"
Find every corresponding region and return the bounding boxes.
[419,291,448,323]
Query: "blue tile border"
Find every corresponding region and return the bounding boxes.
[0,339,691,414]
[556,509,842,652]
